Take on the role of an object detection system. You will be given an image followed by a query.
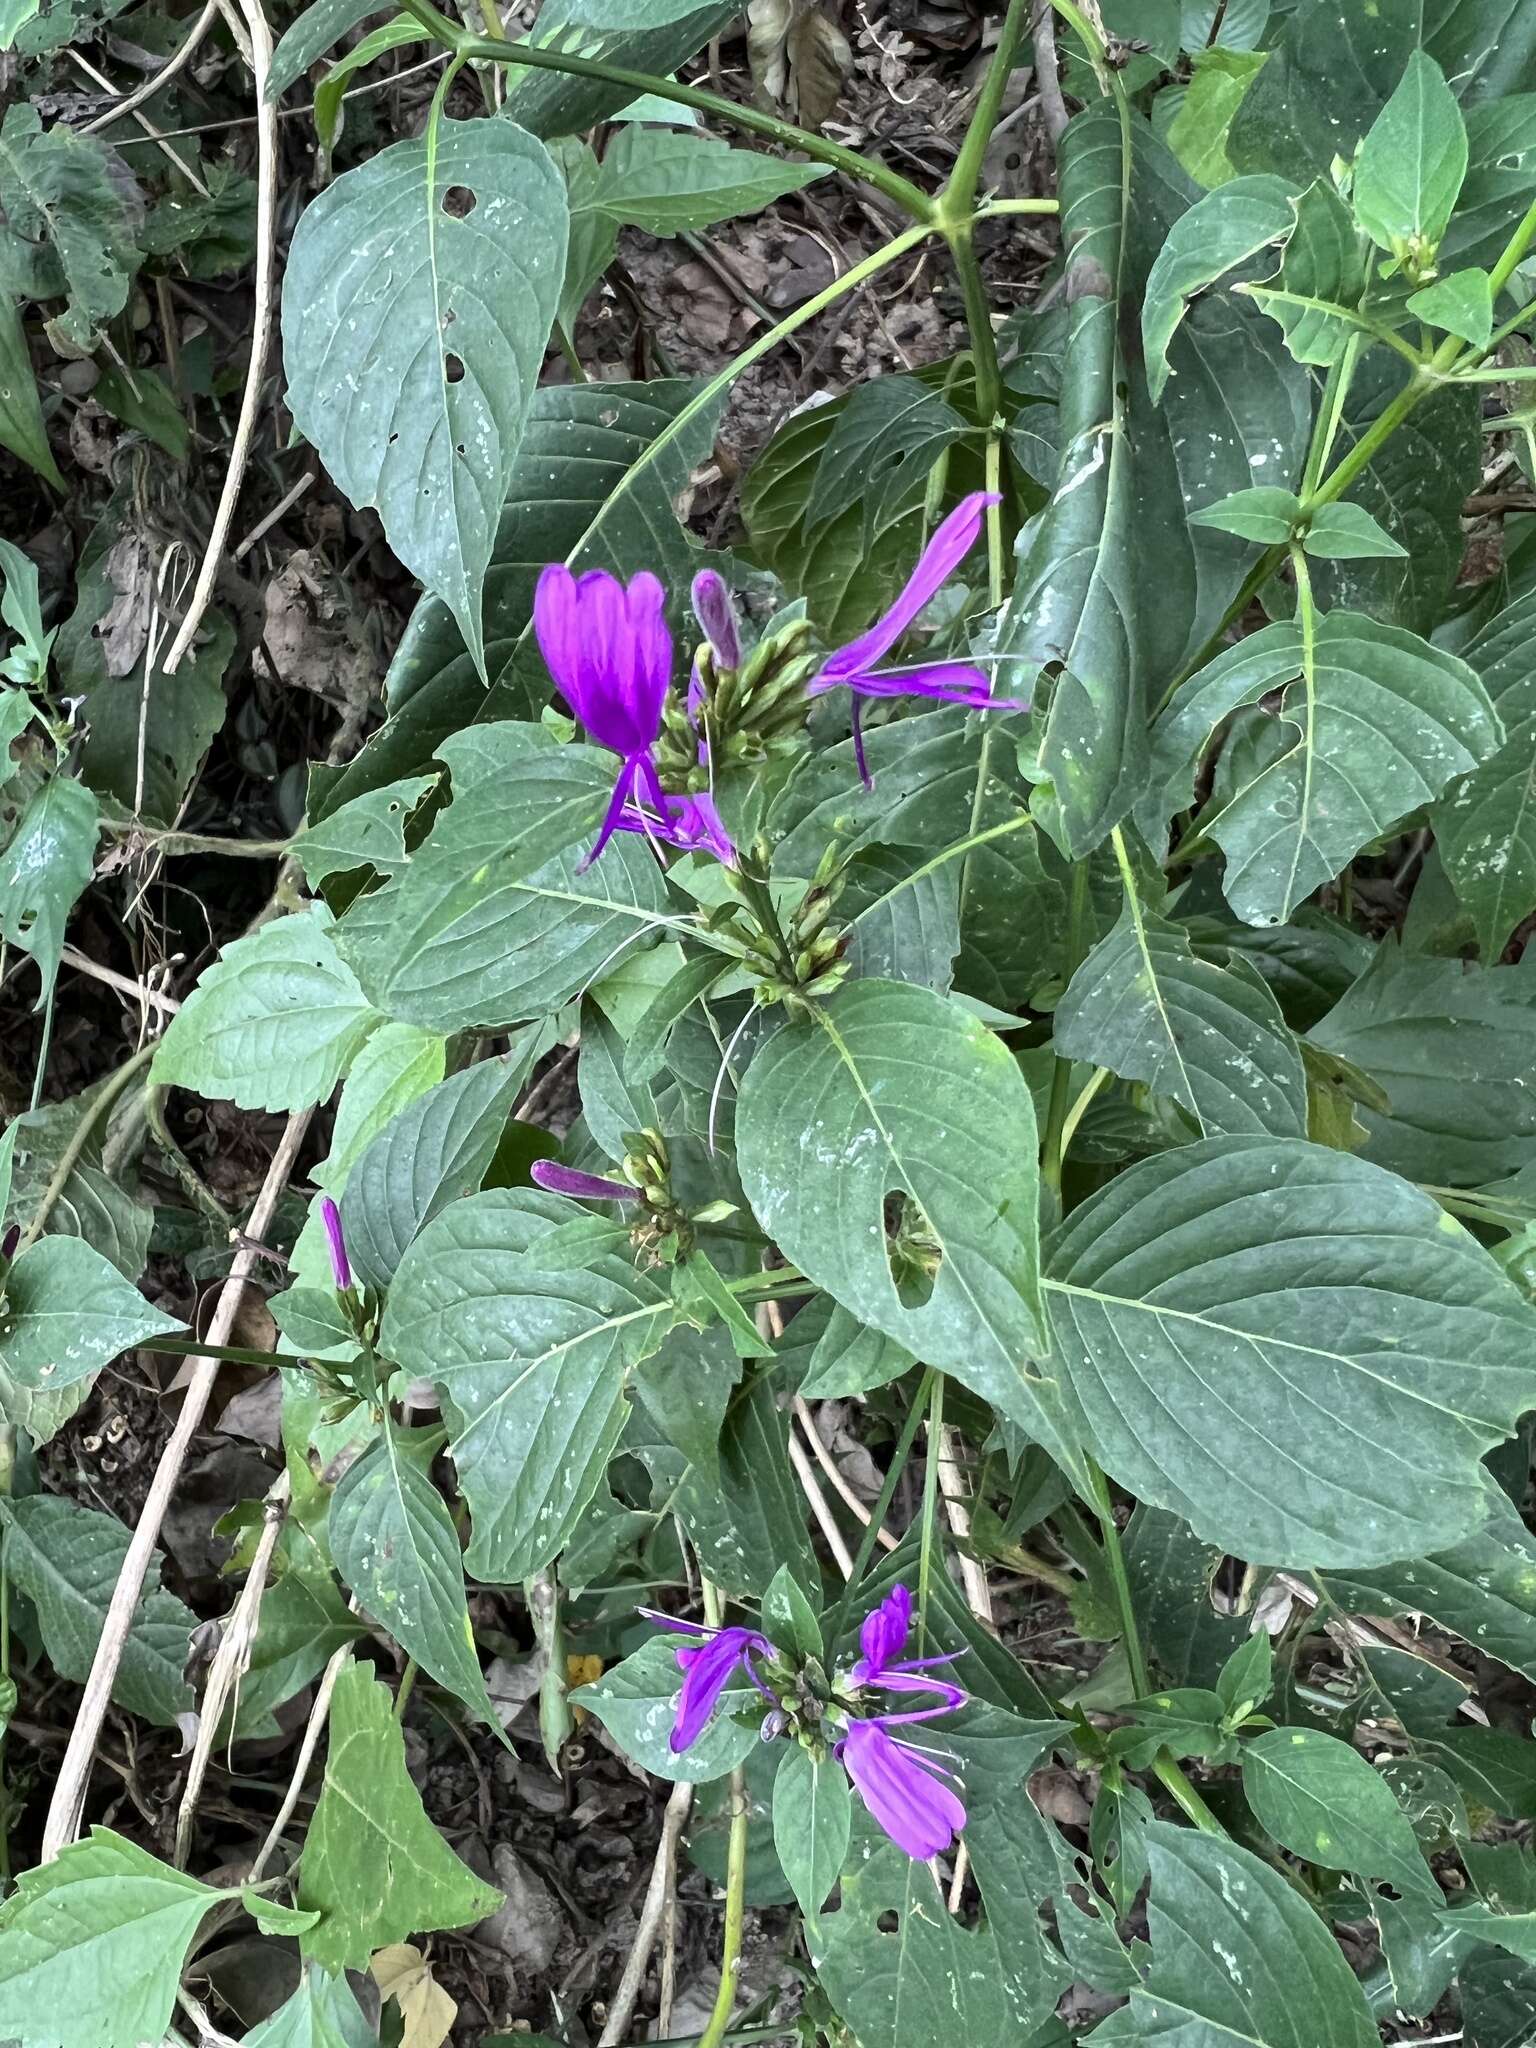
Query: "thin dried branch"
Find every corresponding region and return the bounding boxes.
[597,1777,695,2047]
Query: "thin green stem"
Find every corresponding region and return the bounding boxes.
[1301,332,1362,498]
[698,1763,750,2048]
[917,1372,945,1656]
[28,983,55,1112]
[830,1368,936,1637]
[392,1658,419,1720]
[943,0,1032,218]
[1487,195,1536,300]
[392,0,934,223]
[1042,860,1092,1194]
[19,1040,158,1253]
[974,197,1062,220]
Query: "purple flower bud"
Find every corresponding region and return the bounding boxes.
[692,569,742,671]
[0,1224,18,1264]
[530,1160,635,1202]
[760,1707,789,1743]
[319,1196,351,1292]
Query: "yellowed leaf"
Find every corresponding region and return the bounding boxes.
[370,1942,457,2048]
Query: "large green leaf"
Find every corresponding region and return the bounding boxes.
[505,0,738,139]
[339,1044,535,1289]
[1142,174,1295,400]
[0,1235,182,1390]
[594,125,827,234]
[0,1828,220,2048]
[282,119,566,675]
[0,293,62,488]
[1228,0,1535,182]
[381,1189,672,1581]
[1310,949,1536,1184]
[298,1662,501,1970]
[0,106,134,350]
[312,1020,447,1193]
[0,1495,196,1726]
[0,772,97,1008]
[323,377,727,814]
[152,907,382,1111]
[1043,1136,1536,1567]
[329,1427,499,1726]
[1353,50,1468,259]
[1434,586,1536,960]
[1054,890,1307,1137]
[1144,612,1499,926]
[736,979,1052,1441]
[1242,1727,1439,1898]
[335,724,672,1033]
[1095,1822,1376,2046]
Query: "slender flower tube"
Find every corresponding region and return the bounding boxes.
[807,491,1024,784]
[532,564,736,868]
[319,1196,351,1293]
[643,1611,776,1753]
[838,1719,968,1861]
[530,1161,634,1203]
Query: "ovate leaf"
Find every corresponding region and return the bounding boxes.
[575,1632,759,1782]
[0,1494,195,1725]
[1242,1727,1438,1898]
[1098,1822,1375,2046]
[1054,893,1307,1138]
[152,907,382,1111]
[1043,1136,1536,1568]
[0,1235,181,1389]
[295,773,436,887]
[0,1828,220,2048]
[1145,612,1499,926]
[773,1746,851,1919]
[282,119,567,674]
[299,1662,501,1970]
[1352,50,1467,260]
[0,293,63,488]
[1406,266,1494,347]
[329,1427,500,1728]
[0,107,135,350]
[381,1189,672,1581]
[243,1970,377,2048]
[1166,47,1268,187]
[595,125,827,233]
[737,979,1051,1441]
[1142,174,1294,400]
[0,772,97,1007]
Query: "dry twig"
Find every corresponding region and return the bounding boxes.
[597,1778,696,2047]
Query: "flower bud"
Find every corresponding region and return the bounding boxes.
[691,570,742,671]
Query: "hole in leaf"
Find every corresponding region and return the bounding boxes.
[444,353,466,384]
[883,1187,940,1311]
[441,184,477,217]
[875,1910,899,1935]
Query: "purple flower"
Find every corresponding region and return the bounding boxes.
[645,1612,775,1753]
[530,1160,634,1202]
[853,1583,967,1710]
[807,492,1024,785]
[319,1196,351,1292]
[692,569,742,670]
[838,1719,968,1861]
[533,564,736,870]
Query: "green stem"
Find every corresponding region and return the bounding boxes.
[1042,859,1092,1194]
[698,1764,750,2048]
[830,1367,936,1636]
[392,1658,419,1720]
[393,0,934,223]
[917,1372,945,1655]
[974,197,1062,219]
[19,1040,158,1253]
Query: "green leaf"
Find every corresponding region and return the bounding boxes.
[1319,1488,1536,1686]
[773,1747,850,1919]
[802,375,968,543]
[594,125,826,234]
[576,1630,761,1781]
[799,1301,914,1398]
[1188,485,1302,544]
[1302,501,1409,560]
[1166,46,1268,187]
[295,773,436,887]
[1353,51,1467,260]
[1043,1135,1536,1568]
[0,542,50,693]
[1124,1506,1249,1688]
[1435,586,1536,960]
[233,1559,368,1738]
[623,950,727,1086]
[382,1189,672,1581]
[315,1021,448,1193]
[736,979,1049,1441]
[334,725,671,1034]
[314,18,425,151]
[1406,266,1494,346]
[1144,612,1499,926]
[843,841,962,993]
[506,0,737,139]
[336,378,728,810]
[1251,176,1371,366]
[340,1045,534,1290]
[0,1495,195,1725]
[0,1827,220,2048]
[1310,950,1536,1184]
[0,0,41,52]
[0,107,135,350]
[761,1561,822,1659]
[243,1969,376,2048]
[91,363,188,460]
[268,0,390,98]
[153,907,382,1111]
[1214,1630,1272,1717]
[674,1250,774,1360]
[299,1661,502,1970]
[0,772,97,1007]
[330,1427,500,1728]
[1101,1821,1376,2046]
[1242,1727,1439,1898]
[1054,891,1307,1137]
[0,293,62,489]
[281,119,567,675]
[1440,1902,1536,1963]
[0,1235,180,1391]
[1142,174,1295,401]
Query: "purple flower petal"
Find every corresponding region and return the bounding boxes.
[839,1720,966,1860]
[612,788,737,867]
[811,660,1025,709]
[669,1625,773,1752]
[579,752,644,872]
[868,1669,969,1720]
[692,569,742,670]
[319,1196,351,1292]
[533,565,673,758]
[530,1161,634,1202]
[816,492,1000,686]
[858,1584,913,1677]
